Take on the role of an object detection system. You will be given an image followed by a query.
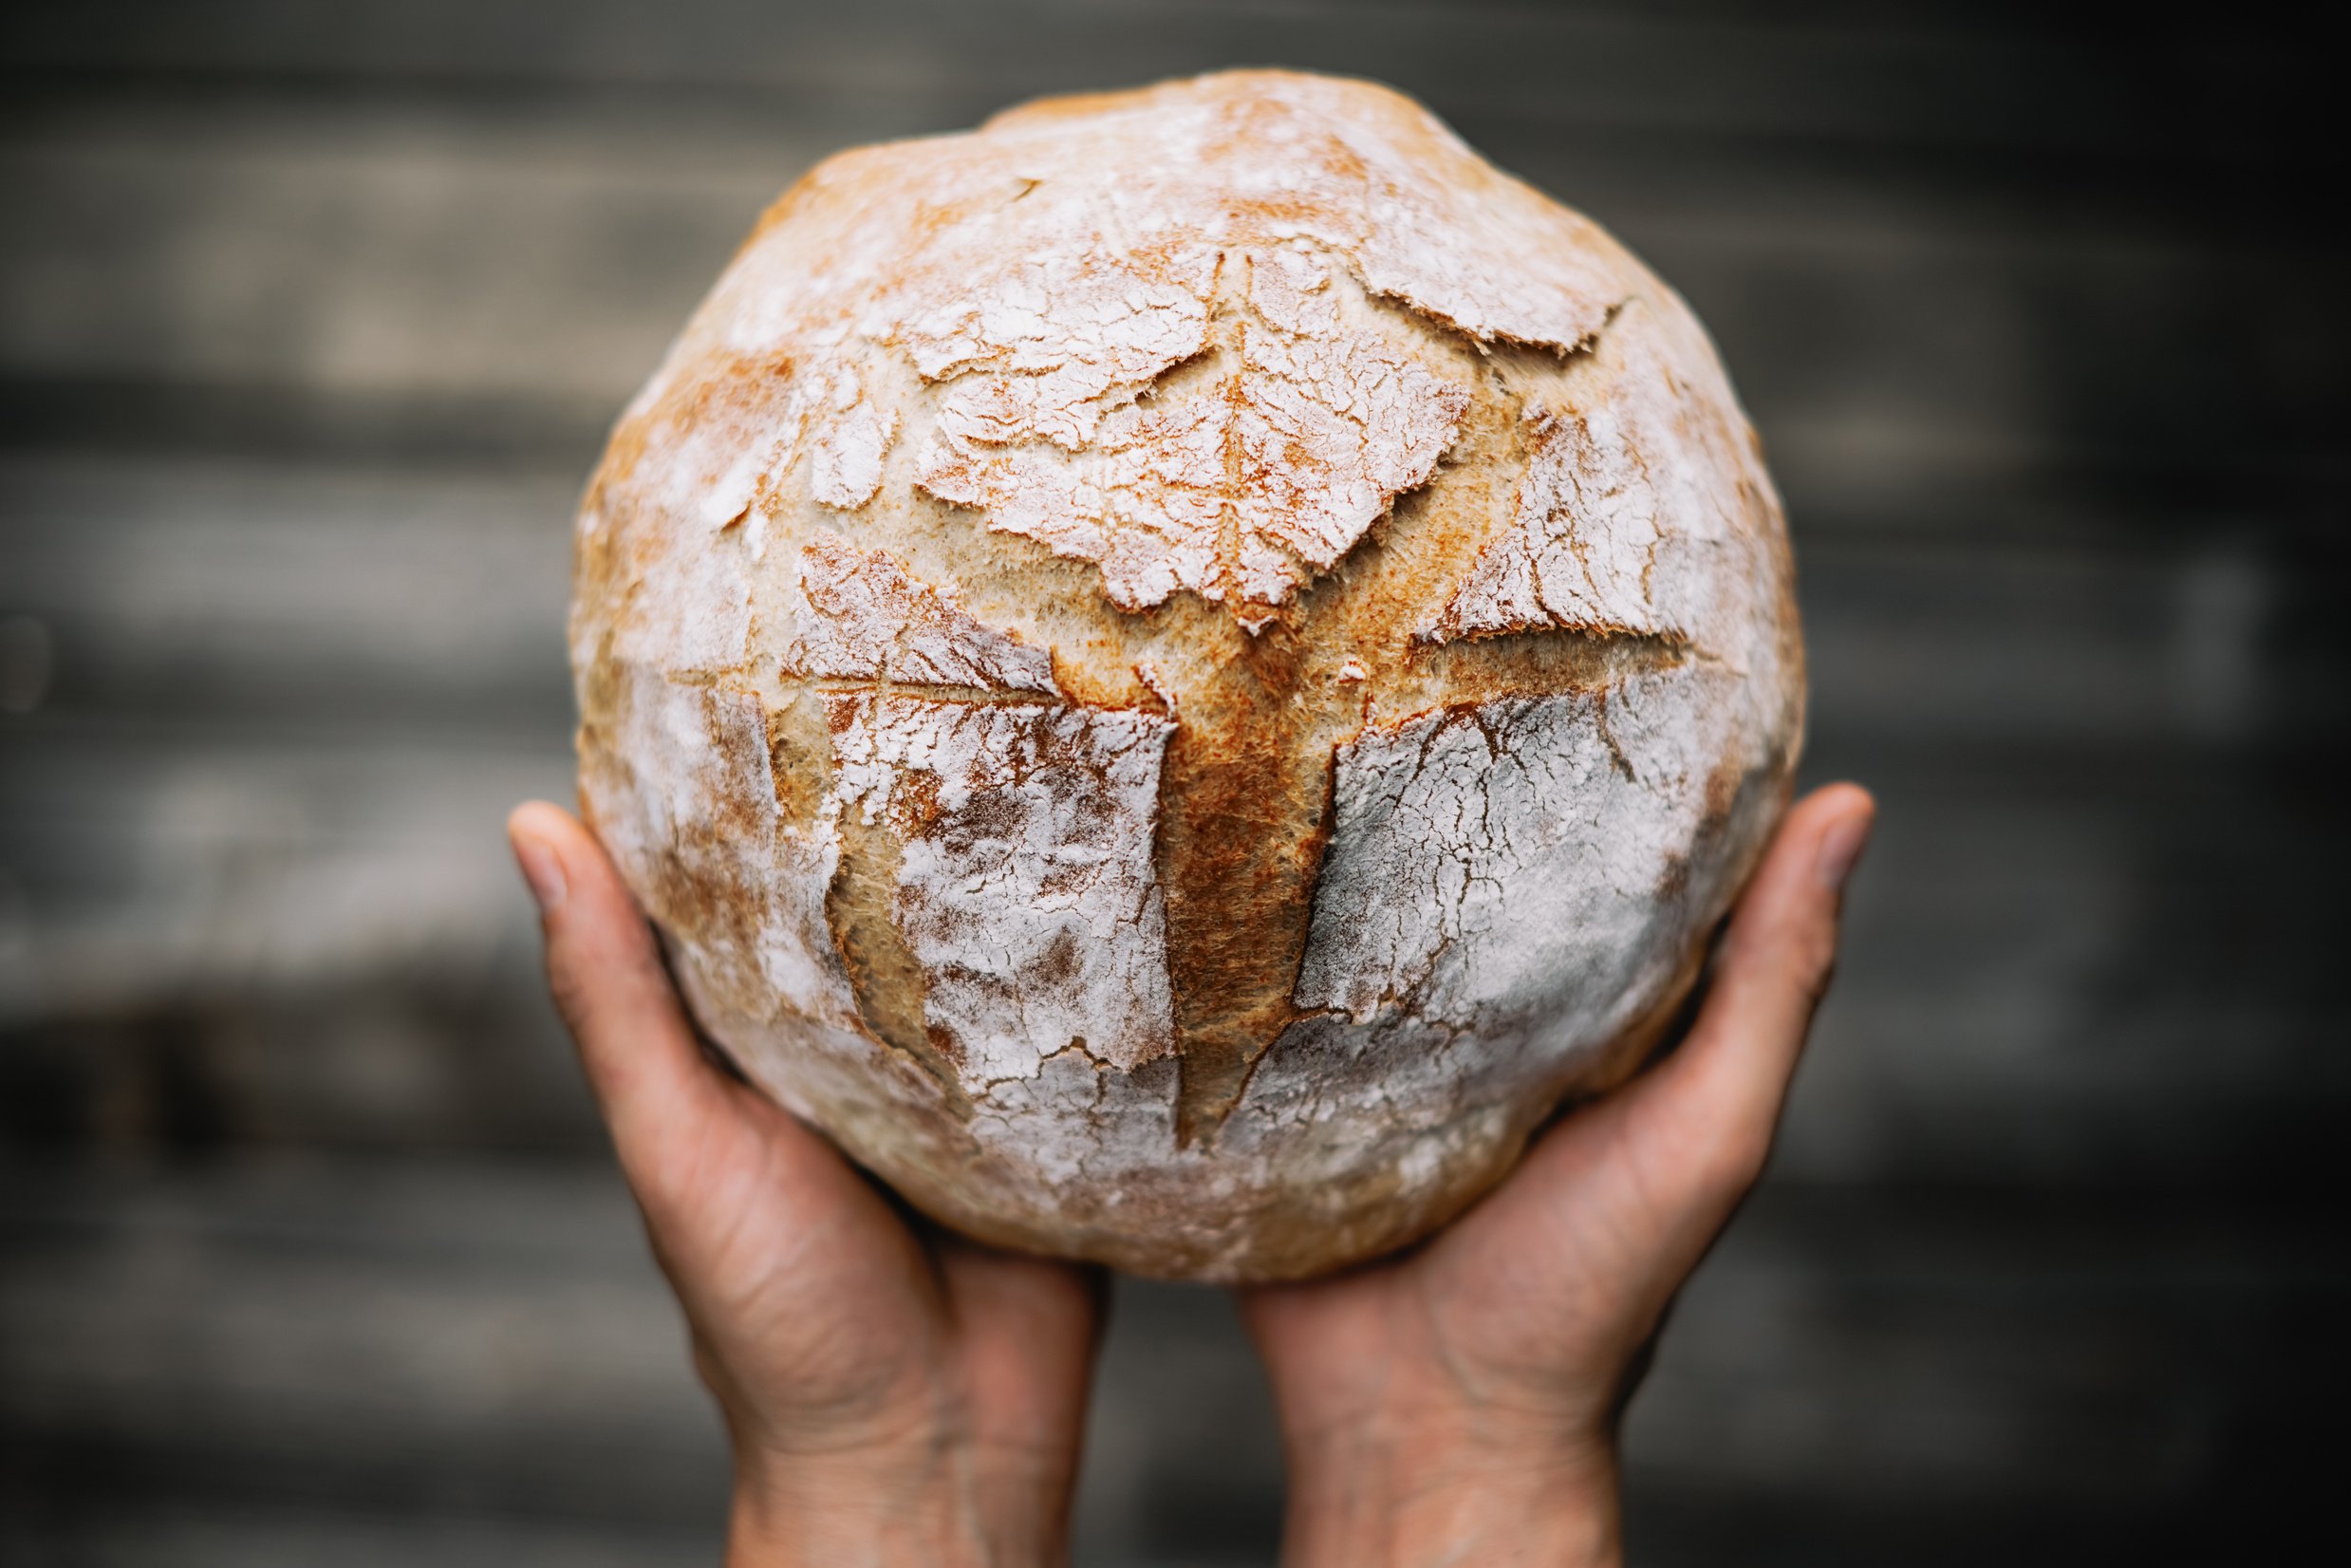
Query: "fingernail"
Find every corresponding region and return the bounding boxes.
[1814,812,1873,891]
[512,831,569,911]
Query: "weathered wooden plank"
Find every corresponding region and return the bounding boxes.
[0,721,573,1027]
[1782,773,2347,1190]
[0,122,772,405]
[1801,534,2346,750]
[0,1511,718,1568]
[0,1158,728,1528]
[4,1158,2333,1563]
[0,1,2187,157]
[0,456,578,724]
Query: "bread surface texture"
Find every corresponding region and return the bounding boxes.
[571,69,1803,1280]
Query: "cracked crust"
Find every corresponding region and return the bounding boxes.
[915,247,1471,614]
[572,70,1803,1280]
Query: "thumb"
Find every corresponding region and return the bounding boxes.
[507,801,734,1197]
[1625,782,1875,1211]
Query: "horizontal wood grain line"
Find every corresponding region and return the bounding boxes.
[0,3,2206,157]
[0,375,611,469]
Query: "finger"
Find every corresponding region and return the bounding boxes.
[507,800,734,1184]
[938,1241,1109,1349]
[1632,783,1875,1202]
[936,1241,1108,1429]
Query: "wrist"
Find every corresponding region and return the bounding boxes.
[1277,1416,1622,1568]
[725,1439,1070,1568]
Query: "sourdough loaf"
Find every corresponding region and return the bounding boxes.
[571,70,1803,1280]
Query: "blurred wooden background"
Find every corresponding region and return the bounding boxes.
[3,3,2345,1562]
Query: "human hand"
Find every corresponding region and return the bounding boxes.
[507,803,1104,1568]
[1240,784,1875,1568]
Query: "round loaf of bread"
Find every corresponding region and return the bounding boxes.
[571,70,1802,1281]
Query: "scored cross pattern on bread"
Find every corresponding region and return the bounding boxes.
[572,71,1801,1280]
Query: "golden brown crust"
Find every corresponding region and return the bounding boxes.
[569,70,1803,1280]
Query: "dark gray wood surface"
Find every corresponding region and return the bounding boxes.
[4,3,2344,1562]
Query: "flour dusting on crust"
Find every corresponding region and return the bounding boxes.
[626,357,898,543]
[894,246,1218,451]
[1296,665,1758,1035]
[570,70,1803,1282]
[581,668,858,1031]
[827,696,1179,1081]
[789,534,1059,694]
[1425,299,1774,648]
[916,248,1469,611]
